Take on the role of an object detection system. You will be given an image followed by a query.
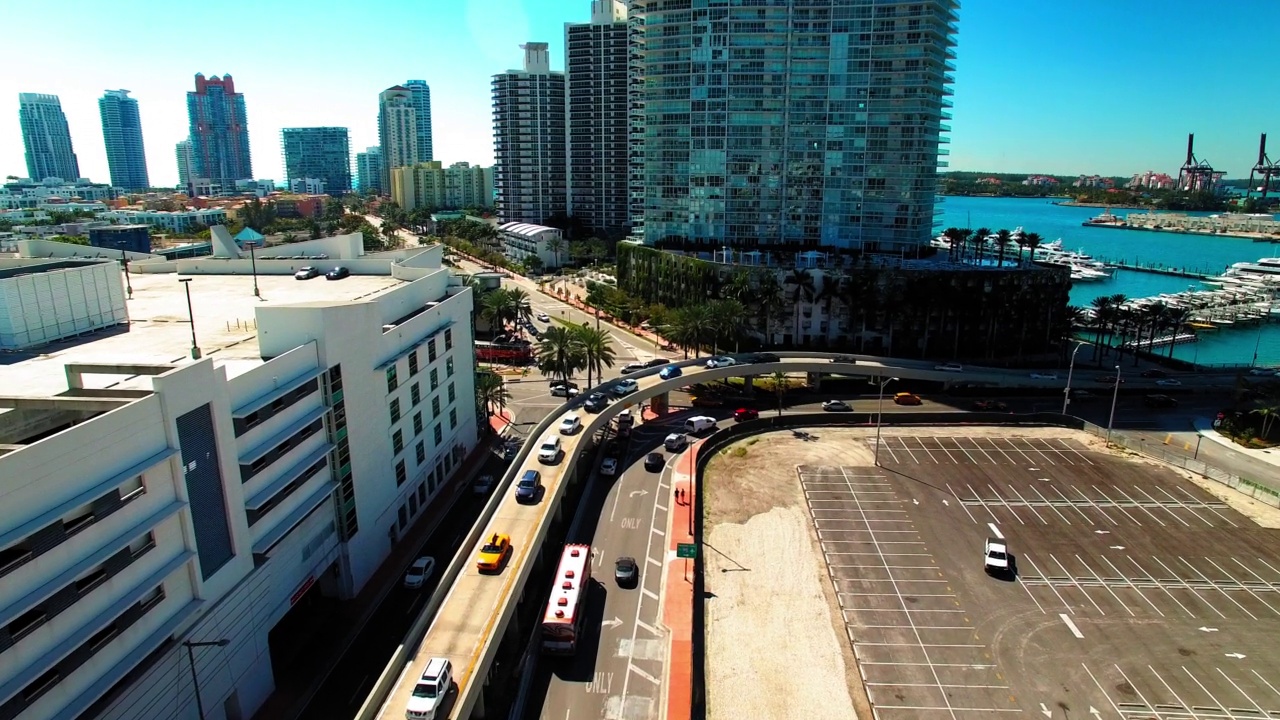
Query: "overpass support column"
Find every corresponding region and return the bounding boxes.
[649,392,668,416]
[744,375,756,396]
[807,372,822,390]
[473,690,487,718]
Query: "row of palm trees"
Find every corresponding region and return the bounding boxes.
[478,287,534,335]
[535,325,617,388]
[1083,294,1194,365]
[938,226,1046,267]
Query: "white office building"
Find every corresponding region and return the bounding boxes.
[0,247,478,720]
[97,208,227,233]
[498,221,563,269]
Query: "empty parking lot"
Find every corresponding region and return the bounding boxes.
[800,432,1280,719]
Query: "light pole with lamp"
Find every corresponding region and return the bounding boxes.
[178,278,201,359]
[246,241,260,298]
[1062,341,1085,414]
[1105,365,1121,446]
[183,638,229,720]
[873,376,899,467]
[121,249,133,299]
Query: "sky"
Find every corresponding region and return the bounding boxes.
[1,0,1277,187]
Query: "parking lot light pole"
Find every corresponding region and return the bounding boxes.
[247,241,260,298]
[1062,341,1085,414]
[1106,365,1121,446]
[178,278,201,359]
[873,376,899,467]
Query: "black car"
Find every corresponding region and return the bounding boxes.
[1144,393,1179,408]
[325,266,350,280]
[644,452,664,472]
[644,358,670,368]
[739,352,781,364]
[1140,369,1169,379]
[515,469,542,503]
[615,556,639,587]
[584,392,608,412]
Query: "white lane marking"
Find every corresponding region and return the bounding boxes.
[1050,485,1094,525]
[1155,486,1214,527]
[642,588,658,600]
[1205,557,1280,617]
[1069,484,1116,525]
[1179,557,1256,620]
[987,523,1003,539]
[1076,554,1133,617]
[1022,553,1072,613]
[1006,484,1048,525]
[946,483,978,523]
[967,484,999,522]
[1081,663,1126,718]
[1175,486,1236,527]
[1182,666,1230,716]
[1030,486,1072,525]
[1134,485,1191,527]
[1093,485,1143,526]
[1128,556,1195,618]
[1050,552,1106,615]
[618,442,672,714]
[1147,665,1203,720]
[1111,485,1165,526]
[1250,668,1280,703]
[927,436,958,463]
[628,663,661,685]
[1059,613,1084,638]
[1101,556,1164,617]
[1150,556,1225,619]
[1216,668,1270,717]
[636,619,660,636]
[872,706,1020,713]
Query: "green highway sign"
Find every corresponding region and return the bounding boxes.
[676,543,697,559]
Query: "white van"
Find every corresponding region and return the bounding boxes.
[684,416,717,435]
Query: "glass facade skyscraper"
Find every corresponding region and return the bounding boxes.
[402,80,434,163]
[187,73,252,188]
[18,93,80,182]
[282,127,351,195]
[99,89,149,190]
[356,146,383,193]
[631,0,958,253]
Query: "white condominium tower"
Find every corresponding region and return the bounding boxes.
[492,42,567,224]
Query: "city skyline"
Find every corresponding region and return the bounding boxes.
[1,0,1278,188]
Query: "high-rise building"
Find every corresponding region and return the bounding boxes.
[175,138,194,187]
[18,93,80,182]
[187,73,252,189]
[356,146,383,193]
[378,86,418,194]
[98,89,150,190]
[632,0,959,253]
[281,127,351,196]
[492,42,566,224]
[402,79,434,163]
[391,161,494,211]
[565,1,630,239]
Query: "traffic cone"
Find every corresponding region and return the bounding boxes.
[1163,433,1171,445]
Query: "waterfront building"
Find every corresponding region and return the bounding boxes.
[402,79,434,163]
[378,86,419,194]
[1,178,116,209]
[356,146,383,193]
[175,139,194,187]
[392,161,494,211]
[187,73,252,188]
[565,0,630,238]
[0,244,478,720]
[1126,171,1176,190]
[98,90,150,191]
[1022,175,1059,187]
[18,93,81,182]
[499,221,563,269]
[1072,175,1114,189]
[281,127,351,196]
[631,0,959,253]
[492,42,566,224]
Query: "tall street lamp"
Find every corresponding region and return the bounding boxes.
[873,376,899,467]
[246,241,260,298]
[178,278,201,359]
[1106,365,1122,446]
[183,638,229,720]
[1062,341,1086,414]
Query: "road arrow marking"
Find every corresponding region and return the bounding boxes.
[1029,467,1039,471]
[1094,530,1110,535]
[1225,652,1246,659]
[1038,477,1052,482]
[601,617,623,630]
[1199,627,1219,633]
[913,498,920,505]
[942,499,950,506]
[1040,702,1053,717]
[629,490,649,498]
[1110,545,1126,550]
[1089,708,1102,719]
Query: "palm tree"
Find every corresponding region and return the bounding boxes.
[670,305,713,358]
[480,290,516,334]
[1022,232,1043,265]
[709,299,749,354]
[972,227,991,264]
[1089,295,1113,362]
[755,272,785,346]
[573,325,616,387]
[995,228,1012,267]
[723,270,754,304]
[784,267,816,345]
[546,236,565,270]
[536,326,585,384]
[941,227,965,263]
[1164,307,1192,357]
[474,371,511,425]
[770,370,789,418]
[506,287,534,329]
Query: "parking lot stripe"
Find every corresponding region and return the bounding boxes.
[1149,556,1227,619]
[1111,485,1166,526]
[1093,486,1143,526]
[950,439,980,464]
[1030,486,1073,525]
[872,705,1021,713]
[1181,666,1231,717]
[1076,554,1134,616]
[966,484,1000,521]
[1005,485,1049,525]
[966,438,999,464]
[999,437,1035,464]
[1112,665,1164,720]
[1069,484,1118,525]
[1216,668,1270,718]
[897,438,920,463]
[1059,613,1085,638]
[1176,487,1237,527]
[1101,556,1165,617]
[1024,439,1057,466]
[1204,557,1280,617]
[1248,669,1280,704]
[980,438,1015,464]
[1055,438,1094,464]
[1050,486,1095,525]
[947,483,979,523]
[927,437,958,463]
[1134,486,1193,527]
[1021,553,1073,614]
[1126,556,1196,618]
[912,438,939,464]
[865,682,1010,689]
[1155,486,1217,527]
[1146,665,1205,720]
[1015,567,1047,614]
[1179,557,1258,620]
[1051,553,1107,615]
[987,522,1003,539]
[862,662,997,669]
[878,437,900,463]
[987,485,1025,524]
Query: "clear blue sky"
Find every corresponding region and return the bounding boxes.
[1,0,1276,187]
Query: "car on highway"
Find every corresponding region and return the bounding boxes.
[893,392,922,406]
[1140,369,1169,378]
[705,356,736,369]
[1029,372,1058,380]
[1155,378,1182,387]
[600,457,618,476]
[738,352,780,364]
[1144,393,1179,408]
[584,392,609,412]
[1096,375,1125,384]
[619,362,646,374]
[644,452,664,472]
[538,436,562,464]
[536,312,551,322]
[473,474,495,496]
[664,433,688,451]
[294,266,320,280]
[1249,367,1278,376]
[405,657,452,720]
[476,533,512,573]
[550,384,580,398]
[559,414,582,435]
[984,538,1010,577]
[734,407,759,422]
[821,399,852,412]
[325,266,350,280]
[684,416,717,434]
[515,469,542,503]
[659,365,683,380]
[1070,389,1095,401]
[934,362,964,373]
[403,556,436,589]
[615,556,639,587]
[971,400,1009,411]
[643,358,670,368]
[830,355,857,364]
[612,379,639,396]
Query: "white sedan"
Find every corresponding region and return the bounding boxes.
[705,356,737,369]
[559,414,582,435]
[1155,379,1182,387]
[403,556,436,589]
[934,363,964,373]
[537,312,551,322]
[600,457,618,476]
[1249,368,1277,376]
[1029,372,1058,380]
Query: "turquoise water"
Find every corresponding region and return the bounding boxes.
[939,196,1280,367]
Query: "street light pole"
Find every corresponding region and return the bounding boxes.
[178,278,201,360]
[247,241,260,298]
[1106,364,1121,446]
[873,376,899,467]
[183,639,229,720]
[1062,341,1085,414]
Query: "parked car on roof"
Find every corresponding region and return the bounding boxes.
[294,266,320,280]
[325,266,350,280]
[403,556,436,589]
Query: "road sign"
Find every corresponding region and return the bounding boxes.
[677,543,697,559]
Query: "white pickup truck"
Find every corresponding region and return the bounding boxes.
[984,538,1010,576]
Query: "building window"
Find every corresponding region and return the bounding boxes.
[446,357,455,378]
[408,350,419,376]
[431,396,441,418]
[390,398,401,424]
[411,382,421,406]
[386,366,398,393]
[430,368,439,391]
[449,408,458,430]
[418,482,427,504]
[398,504,408,530]
[415,440,426,464]
[428,337,437,362]
[395,459,407,486]
[409,492,418,515]
[413,411,424,436]
[433,424,443,446]
[447,383,456,404]
[392,429,404,455]
[445,328,453,350]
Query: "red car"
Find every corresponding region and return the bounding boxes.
[734,408,759,422]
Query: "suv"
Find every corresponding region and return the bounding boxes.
[584,392,608,412]
[538,436,562,464]
[612,379,639,396]
[405,657,452,719]
[515,469,542,503]
[984,538,1010,577]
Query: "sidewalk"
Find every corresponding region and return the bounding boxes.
[540,280,681,356]
[251,419,507,720]
[1193,418,1280,468]
[660,438,702,720]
